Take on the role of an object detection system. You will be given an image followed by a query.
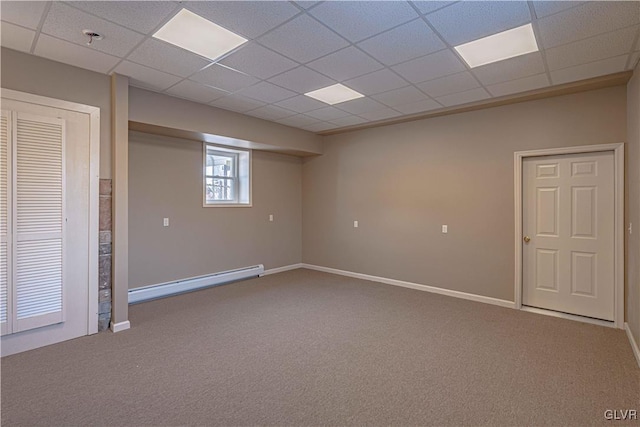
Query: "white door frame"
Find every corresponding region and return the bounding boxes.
[514,143,624,329]
[1,88,100,335]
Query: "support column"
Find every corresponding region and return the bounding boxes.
[110,73,130,332]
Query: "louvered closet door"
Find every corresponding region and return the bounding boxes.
[0,110,10,336]
[13,112,65,332]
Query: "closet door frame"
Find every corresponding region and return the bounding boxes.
[1,110,13,336]
[1,88,100,335]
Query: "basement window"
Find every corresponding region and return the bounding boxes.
[203,144,251,207]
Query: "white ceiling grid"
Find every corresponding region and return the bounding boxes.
[1,0,639,133]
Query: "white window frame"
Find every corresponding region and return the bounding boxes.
[203,143,252,207]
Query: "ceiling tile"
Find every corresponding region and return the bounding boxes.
[357,19,445,66]
[305,106,351,121]
[334,97,388,115]
[393,98,441,114]
[184,1,300,39]
[220,42,298,80]
[166,80,229,104]
[1,22,35,53]
[545,26,638,71]
[472,52,545,86]
[190,64,259,93]
[127,38,210,77]
[41,2,144,57]
[358,107,402,121]
[343,69,408,96]
[247,105,297,121]
[257,15,349,63]
[210,95,266,113]
[331,116,367,127]
[113,60,182,91]
[532,1,584,19]
[413,2,456,15]
[308,1,418,43]
[69,1,178,34]
[537,1,640,49]
[392,49,466,83]
[276,114,321,128]
[236,81,296,104]
[372,86,430,107]
[0,1,47,29]
[274,95,327,114]
[550,55,629,85]
[435,87,491,107]
[303,122,337,132]
[330,115,368,127]
[417,71,480,98]
[268,66,335,93]
[295,2,321,10]
[425,1,531,46]
[34,34,120,74]
[307,47,384,81]
[486,73,550,97]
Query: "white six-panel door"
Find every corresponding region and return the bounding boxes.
[522,152,615,321]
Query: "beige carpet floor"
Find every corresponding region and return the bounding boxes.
[1,269,639,426]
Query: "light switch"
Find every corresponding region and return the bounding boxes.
[269,214,274,222]
[163,218,169,227]
[442,225,448,233]
[354,220,359,228]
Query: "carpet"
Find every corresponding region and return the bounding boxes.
[2,269,638,426]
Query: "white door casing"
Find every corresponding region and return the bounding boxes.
[1,110,10,336]
[0,90,99,357]
[522,152,614,321]
[514,143,624,329]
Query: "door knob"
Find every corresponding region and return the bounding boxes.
[523,236,531,243]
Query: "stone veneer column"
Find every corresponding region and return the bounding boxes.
[98,179,112,331]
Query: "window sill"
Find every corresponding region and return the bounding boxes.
[203,203,253,208]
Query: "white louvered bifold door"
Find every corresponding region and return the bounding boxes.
[13,112,65,332]
[1,110,11,336]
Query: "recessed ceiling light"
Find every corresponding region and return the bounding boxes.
[305,84,364,105]
[153,9,247,61]
[454,24,538,68]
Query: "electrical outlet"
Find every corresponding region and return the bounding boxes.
[629,223,633,234]
[163,218,169,227]
[354,220,358,228]
[269,214,274,222]
[442,225,448,233]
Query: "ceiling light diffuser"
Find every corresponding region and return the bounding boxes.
[454,24,539,68]
[305,84,364,105]
[153,9,247,61]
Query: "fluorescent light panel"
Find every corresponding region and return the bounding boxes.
[305,84,364,105]
[153,9,247,61]
[454,24,538,68]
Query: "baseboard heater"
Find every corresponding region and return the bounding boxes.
[128,264,264,304]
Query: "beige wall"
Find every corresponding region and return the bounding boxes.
[128,131,302,288]
[303,86,627,302]
[1,48,112,178]
[627,62,640,344]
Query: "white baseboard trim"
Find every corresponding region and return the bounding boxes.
[110,320,131,333]
[301,263,516,309]
[624,323,640,368]
[260,263,304,276]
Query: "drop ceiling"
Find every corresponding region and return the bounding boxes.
[1,1,639,133]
